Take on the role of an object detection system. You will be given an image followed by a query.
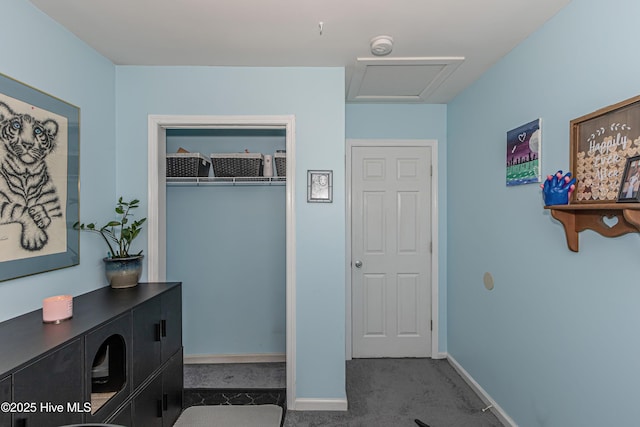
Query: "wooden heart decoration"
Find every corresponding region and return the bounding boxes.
[602,215,619,228]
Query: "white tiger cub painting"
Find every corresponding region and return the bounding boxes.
[0,101,62,251]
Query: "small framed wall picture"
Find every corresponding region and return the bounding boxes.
[617,155,640,202]
[307,170,333,203]
[506,118,541,186]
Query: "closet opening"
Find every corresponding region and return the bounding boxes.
[147,115,296,409]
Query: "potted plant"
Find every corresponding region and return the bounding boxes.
[74,197,147,289]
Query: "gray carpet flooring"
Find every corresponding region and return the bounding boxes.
[285,358,501,427]
[184,359,503,427]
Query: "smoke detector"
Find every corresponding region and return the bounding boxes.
[370,35,394,56]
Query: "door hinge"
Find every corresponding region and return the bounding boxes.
[430,320,433,331]
[430,165,433,176]
[430,241,432,253]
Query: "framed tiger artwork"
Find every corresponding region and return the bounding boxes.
[0,72,79,282]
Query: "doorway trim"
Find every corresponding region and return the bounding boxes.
[345,138,440,359]
[148,114,296,408]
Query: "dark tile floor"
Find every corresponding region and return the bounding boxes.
[183,362,287,416]
[184,387,286,407]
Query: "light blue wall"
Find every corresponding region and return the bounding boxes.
[448,0,640,425]
[0,0,116,322]
[346,103,448,352]
[115,66,346,399]
[16,0,636,417]
[166,131,286,355]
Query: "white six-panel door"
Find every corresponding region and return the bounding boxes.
[352,145,432,358]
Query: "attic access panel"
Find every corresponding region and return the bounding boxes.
[347,57,464,103]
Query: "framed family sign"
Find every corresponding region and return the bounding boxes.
[570,94,640,204]
[0,72,80,282]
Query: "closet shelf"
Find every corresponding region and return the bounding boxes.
[166,176,286,186]
[544,203,640,252]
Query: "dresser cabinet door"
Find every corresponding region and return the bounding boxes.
[132,297,162,389]
[132,374,163,427]
[0,375,10,427]
[109,401,132,426]
[162,350,183,427]
[160,286,182,364]
[132,285,182,390]
[13,339,83,427]
[84,312,132,423]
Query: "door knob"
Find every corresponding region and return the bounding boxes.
[354,260,363,268]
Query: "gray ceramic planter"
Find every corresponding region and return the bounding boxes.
[103,255,144,289]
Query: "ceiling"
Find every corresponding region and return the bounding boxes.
[29,0,571,103]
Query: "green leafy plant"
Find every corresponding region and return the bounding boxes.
[73,197,147,258]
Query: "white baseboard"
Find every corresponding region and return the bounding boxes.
[447,354,518,427]
[290,398,348,411]
[184,353,286,364]
[432,352,448,360]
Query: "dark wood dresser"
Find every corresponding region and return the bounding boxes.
[0,282,183,427]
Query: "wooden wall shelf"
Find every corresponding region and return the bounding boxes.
[545,203,640,251]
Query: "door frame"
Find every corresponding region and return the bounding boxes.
[147,114,296,409]
[346,138,439,359]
